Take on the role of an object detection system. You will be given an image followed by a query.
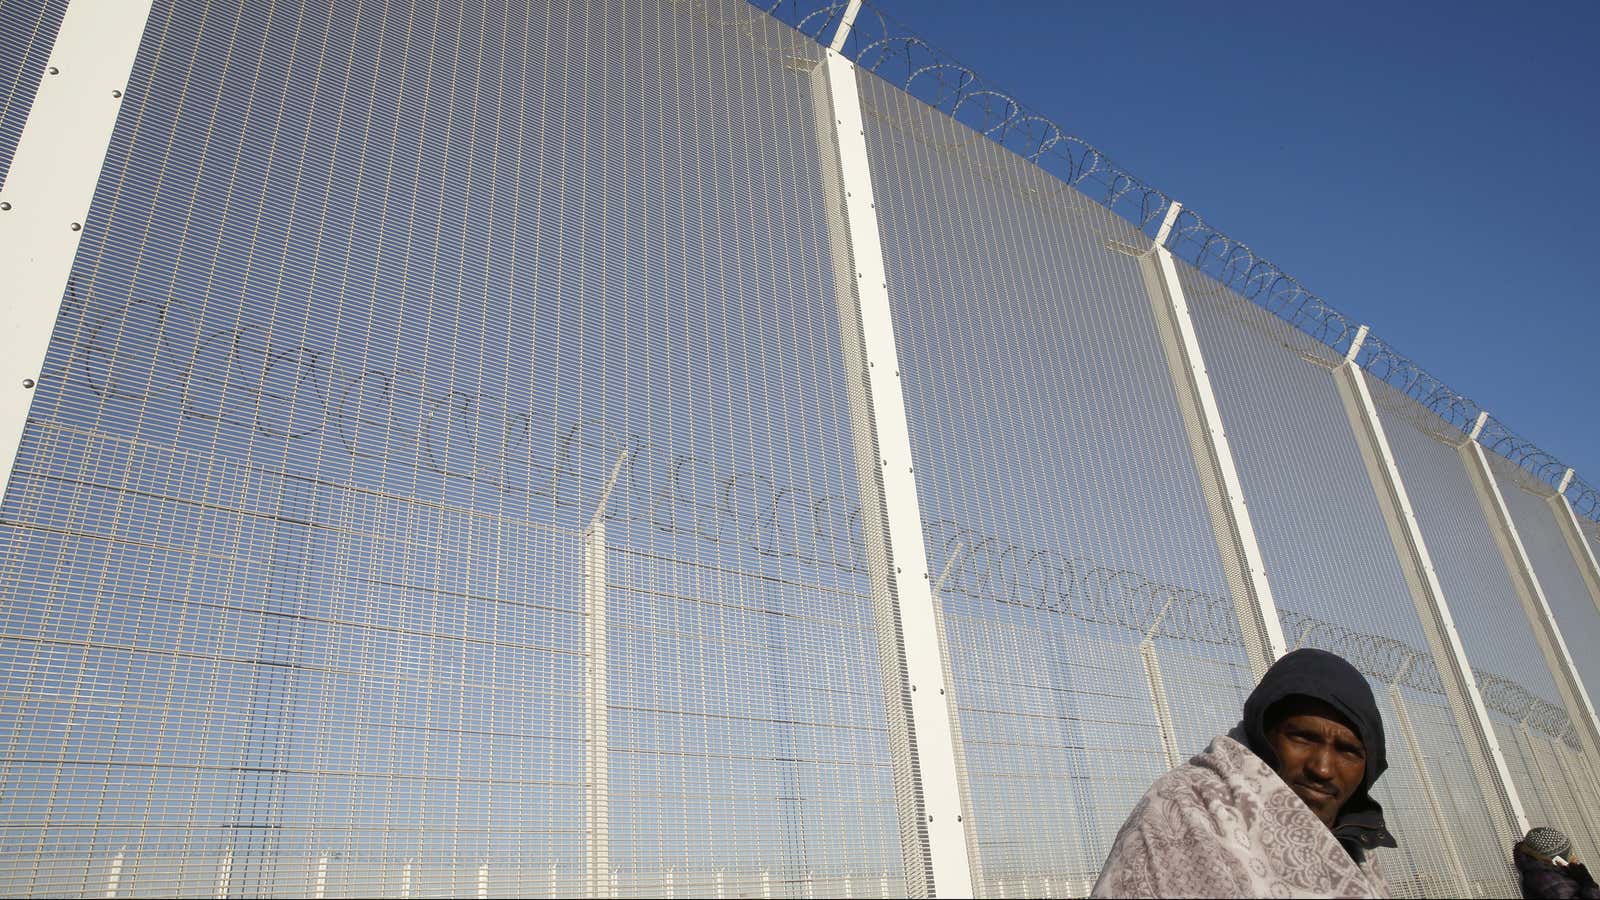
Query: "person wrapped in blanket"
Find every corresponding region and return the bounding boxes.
[1093,648,1397,898]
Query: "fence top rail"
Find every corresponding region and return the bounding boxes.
[758,0,1598,521]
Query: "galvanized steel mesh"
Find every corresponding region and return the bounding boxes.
[0,0,68,189]
[1,0,1599,897]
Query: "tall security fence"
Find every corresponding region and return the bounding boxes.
[0,0,1598,897]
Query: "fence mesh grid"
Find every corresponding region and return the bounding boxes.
[0,0,906,895]
[0,0,68,190]
[1,0,1599,897]
[1174,260,1518,897]
[1490,456,1600,719]
[1365,378,1594,855]
[854,66,1257,895]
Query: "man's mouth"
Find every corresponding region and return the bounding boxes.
[1294,783,1336,802]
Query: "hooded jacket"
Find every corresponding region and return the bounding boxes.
[1093,649,1396,898]
[1240,648,1398,859]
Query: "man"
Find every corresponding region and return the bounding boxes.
[1093,648,1396,898]
[1515,827,1600,899]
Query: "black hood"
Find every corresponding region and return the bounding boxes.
[1240,648,1397,853]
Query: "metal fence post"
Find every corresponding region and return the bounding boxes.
[1138,599,1183,769]
[1460,417,1600,773]
[0,0,156,501]
[1551,468,1600,623]
[806,7,977,895]
[1385,681,1472,896]
[1333,327,1527,848]
[1134,202,1287,679]
[584,452,626,899]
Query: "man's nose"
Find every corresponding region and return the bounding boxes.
[1305,745,1336,780]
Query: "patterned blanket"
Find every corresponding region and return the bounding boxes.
[1092,730,1389,898]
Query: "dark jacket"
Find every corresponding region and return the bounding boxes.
[1517,848,1600,900]
[1240,648,1398,860]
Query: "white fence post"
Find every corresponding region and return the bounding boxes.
[0,0,157,500]
[1138,599,1183,769]
[585,451,626,900]
[1550,468,1600,630]
[1333,331,1526,848]
[1461,418,1600,773]
[215,852,232,899]
[1134,202,1287,678]
[104,849,124,899]
[806,16,976,897]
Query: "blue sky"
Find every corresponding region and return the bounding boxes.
[875,0,1600,485]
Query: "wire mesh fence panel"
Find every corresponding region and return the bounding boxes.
[854,66,1258,895]
[1487,455,1600,717]
[1364,377,1590,849]
[0,0,907,895]
[0,0,68,189]
[1173,259,1518,897]
[1400,700,1522,896]
[604,545,903,898]
[1368,380,1568,712]
[1494,721,1573,854]
[1559,743,1600,855]
[1528,732,1600,861]
[1583,518,1600,579]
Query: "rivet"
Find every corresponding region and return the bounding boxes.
[47,66,59,75]
[69,222,81,231]
[0,201,10,211]
[21,378,35,389]
[112,89,123,98]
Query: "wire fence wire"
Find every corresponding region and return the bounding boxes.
[2,0,1600,898]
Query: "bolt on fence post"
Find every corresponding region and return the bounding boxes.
[1332,330,1528,852]
[806,16,977,898]
[1133,201,1287,679]
[1459,414,1600,776]
[0,0,156,502]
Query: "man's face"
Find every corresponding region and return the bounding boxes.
[1265,697,1366,827]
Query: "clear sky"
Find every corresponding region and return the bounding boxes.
[871,0,1600,487]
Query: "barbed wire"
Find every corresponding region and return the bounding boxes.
[56,273,1582,744]
[1473,670,1581,745]
[752,0,1598,524]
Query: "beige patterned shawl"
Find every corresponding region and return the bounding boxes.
[1092,730,1389,898]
